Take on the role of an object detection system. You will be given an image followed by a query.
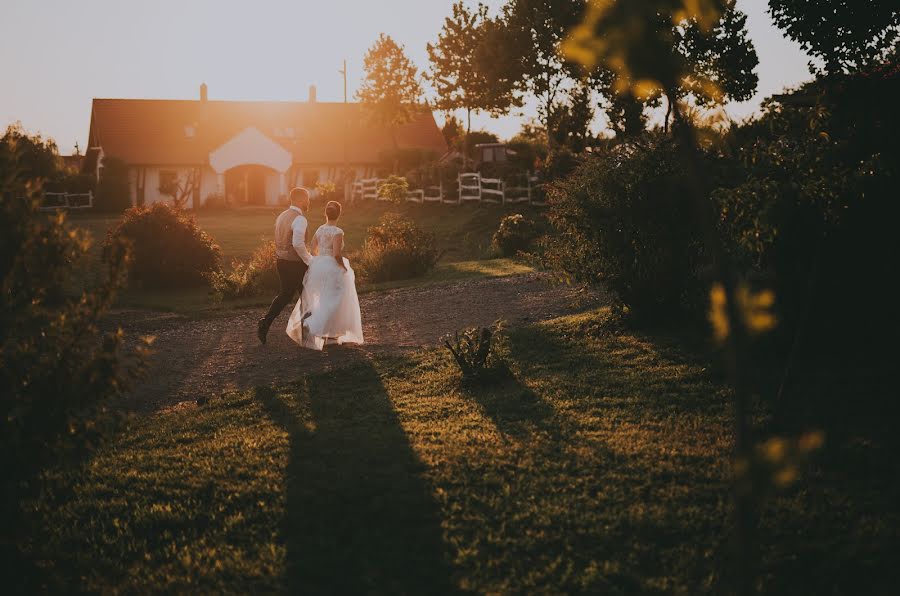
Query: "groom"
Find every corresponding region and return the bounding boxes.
[256,187,313,344]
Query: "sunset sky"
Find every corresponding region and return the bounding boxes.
[1,0,813,153]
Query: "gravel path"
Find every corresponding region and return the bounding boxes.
[110,273,608,413]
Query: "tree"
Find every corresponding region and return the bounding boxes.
[497,0,585,146]
[441,113,463,148]
[509,119,548,145]
[604,93,649,138]
[1,122,60,182]
[357,34,425,126]
[578,1,758,136]
[675,3,759,104]
[768,0,900,74]
[158,168,198,209]
[427,2,518,133]
[547,82,594,152]
[94,157,132,212]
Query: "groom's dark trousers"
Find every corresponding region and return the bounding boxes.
[261,258,308,331]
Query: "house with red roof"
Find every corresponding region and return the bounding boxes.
[86,84,447,207]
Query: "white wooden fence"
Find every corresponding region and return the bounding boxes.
[40,191,94,210]
[352,173,546,206]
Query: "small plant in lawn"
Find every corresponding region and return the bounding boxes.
[443,321,508,383]
[376,174,409,204]
[492,213,538,257]
[201,192,231,211]
[208,240,279,299]
[315,180,337,203]
[356,212,439,282]
[109,202,221,289]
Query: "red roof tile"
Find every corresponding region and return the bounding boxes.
[87,98,447,166]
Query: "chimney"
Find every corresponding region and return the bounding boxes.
[308,84,317,103]
[200,83,208,102]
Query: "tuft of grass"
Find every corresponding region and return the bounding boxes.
[21,308,899,593]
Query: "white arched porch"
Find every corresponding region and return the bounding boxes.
[209,127,292,204]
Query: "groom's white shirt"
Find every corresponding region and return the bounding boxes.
[289,206,313,266]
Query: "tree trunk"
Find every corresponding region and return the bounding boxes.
[466,108,472,136]
[192,167,200,209]
[544,96,554,150]
[664,96,673,135]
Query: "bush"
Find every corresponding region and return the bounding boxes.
[208,240,278,299]
[201,192,232,211]
[542,146,579,181]
[356,212,440,283]
[492,214,538,257]
[94,156,132,213]
[109,202,221,289]
[376,175,409,204]
[1,123,60,181]
[443,321,508,383]
[544,138,710,319]
[315,180,337,203]
[1,154,146,584]
[713,61,900,334]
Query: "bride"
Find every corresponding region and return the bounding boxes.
[286,200,363,350]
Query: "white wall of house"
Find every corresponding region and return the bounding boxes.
[264,170,281,205]
[199,167,218,203]
[127,166,204,206]
[143,167,163,205]
[124,162,380,207]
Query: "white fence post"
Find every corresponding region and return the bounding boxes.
[458,173,482,204]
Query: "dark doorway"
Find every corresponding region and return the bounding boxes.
[225,165,270,205]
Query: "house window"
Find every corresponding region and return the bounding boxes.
[159,170,178,195]
[481,146,506,163]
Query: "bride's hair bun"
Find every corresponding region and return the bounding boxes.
[325,200,342,220]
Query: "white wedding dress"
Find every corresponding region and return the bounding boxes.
[286,224,364,350]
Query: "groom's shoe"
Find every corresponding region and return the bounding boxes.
[257,318,269,344]
[300,312,312,343]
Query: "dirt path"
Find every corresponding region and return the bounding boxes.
[111,273,608,412]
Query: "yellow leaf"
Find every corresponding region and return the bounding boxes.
[774,465,798,487]
[799,431,825,453]
[633,79,662,101]
[708,283,729,342]
[762,437,786,463]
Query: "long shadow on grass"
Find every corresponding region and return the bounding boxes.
[459,368,568,443]
[255,361,458,594]
[499,316,729,591]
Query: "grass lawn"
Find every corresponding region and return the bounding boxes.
[70,201,542,264]
[69,202,541,314]
[22,308,897,593]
